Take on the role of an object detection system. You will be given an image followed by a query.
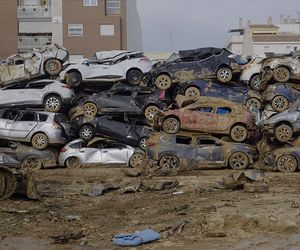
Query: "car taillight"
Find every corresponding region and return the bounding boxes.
[139,57,150,63]
[53,121,61,129]
[60,147,67,152]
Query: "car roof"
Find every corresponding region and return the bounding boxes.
[95,50,142,61]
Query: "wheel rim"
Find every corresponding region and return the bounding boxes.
[155,75,171,90]
[139,138,148,150]
[145,106,159,121]
[274,67,290,82]
[272,96,288,112]
[22,157,42,175]
[163,118,179,133]
[130,154,144,167]
[67,157,81,168]
[67,73,80,85]
[246,98,261,110]
[32,134,47,149]
[45,59,61,75]
[277,155,297,173]
[128,70,142,84]
[218,68,232,82]
[250,75,261,90]
[231,125,247,142]
[45,97,60,111]
[81,127,93,140]
[160,156,178,169]
[185,87,201,98]
[276,125,292,142]
[230,152,248,169]
[84,103,97,117]
[48,61,59,72]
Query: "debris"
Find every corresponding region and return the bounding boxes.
[291,201,299,208]
[122,168,142,177]
[65,215,82,222]
[160,220,187,239]
[244,182,269,193]
[121,180,142,193]
[82,183,119,197]
[205,232,227,238]
[52,230,86,244]
[113,228,160,247]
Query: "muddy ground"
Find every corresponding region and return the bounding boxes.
[0,166,300,250]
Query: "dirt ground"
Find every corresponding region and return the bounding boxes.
[1,166,300,250]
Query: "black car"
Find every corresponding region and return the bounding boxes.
[72,115,153,150]
[151,47,246,90]
[69,84,170,122]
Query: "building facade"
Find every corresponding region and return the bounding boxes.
[0,0,143,59]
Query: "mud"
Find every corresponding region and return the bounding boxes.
[0,167,300,249]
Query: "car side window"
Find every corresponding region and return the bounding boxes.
[196,138,218,145]
[18,112,36,122]
[194,107,212,113]
[2,110,18,120]
[175,136,192,145]
[216,107,231,115]
[38,114,48,122]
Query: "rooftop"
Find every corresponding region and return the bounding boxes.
[252,35,300,42]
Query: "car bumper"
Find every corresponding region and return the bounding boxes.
[47,128,69,145]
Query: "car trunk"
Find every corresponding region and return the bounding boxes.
[54,114,73,138]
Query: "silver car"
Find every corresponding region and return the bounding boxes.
[0,80,75,112]
[58,138,134,168]
[0,109,71,150]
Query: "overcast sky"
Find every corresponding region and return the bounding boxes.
[136,0,300,52]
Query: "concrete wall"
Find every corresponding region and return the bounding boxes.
[52,0,63,45]
[253,42,300,57]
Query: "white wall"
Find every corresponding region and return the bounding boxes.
[19,21,52,33]
[52,0,63,45]
[253,42,300,57]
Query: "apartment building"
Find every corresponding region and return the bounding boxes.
[0,0,143,59]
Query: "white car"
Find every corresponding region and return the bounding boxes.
[58,138,135,168]
[60,50,153,87]
[0,79,75,112]
[240,57,263,90]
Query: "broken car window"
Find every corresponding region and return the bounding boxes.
[18,112,36,122]
[197,138,217,145]
[216,107,231,115]
[175,136,192,145]
[2,110,18,120]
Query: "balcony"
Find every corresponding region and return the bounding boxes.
[17,6,52,20]
[18,36,52,51]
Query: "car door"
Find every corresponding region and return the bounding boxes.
[81,60,112,81]
[9,111,38,139]
[196,54,216,77]
[81,141,102,165]
[7,57,27,81]
[170,59,198,82]
[214,107,235,132]
[0,109,18,138]
[96,116,129,141]
[101,141,128,165]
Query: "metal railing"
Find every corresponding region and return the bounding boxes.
[17,6,52,19]
[18,36,52,50]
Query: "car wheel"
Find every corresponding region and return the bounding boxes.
[249,74,261,91]
[21,156,43,176]
[0,168,17,200]
[44,59,62,76]
[31,133,49,150]
[126,69,144,85]
[44,95,62,112]
[66,157,82,168]
[228,152,249,170]
[138,137,149,150]
[162,117,180,134]
[66,71,82,87]
[185,86,201,98]
[155,74,172,90]
[275,124,293,142]
[144,105,159,121]
[129,153,144,168]
[79,125,95,141]
[276,154,298,173]
[216,67,233,83]
[83,102,98,118]
[273,67,291,83]
[230,125,248,142]
[245,97,261,111]
[271,96,289,112]
[159,154,179,169]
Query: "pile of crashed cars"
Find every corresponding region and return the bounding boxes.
[1,43,300,199]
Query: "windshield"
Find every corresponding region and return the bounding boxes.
[166,53,179,63]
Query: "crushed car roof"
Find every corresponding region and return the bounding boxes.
[178,47,226,60]
[95,50,142,61]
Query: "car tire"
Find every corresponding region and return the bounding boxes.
[21,156,43,176]
[79,125,95,141]
[43,94,62,112]
[228,152,249,170]
[273,67,291,83]
[66,157,82,168]
[126,69,144,85]
[216,67,233,83]
[230,124,248,142]
[138,137,149,150]
[159,154,179,169]
[271,95,289,112]
[249,74,261,91]
[129,153,144,168]
[31,133,49,150]
[275,124,293,142]
[0,167,17,200]
[44,59,62,76]
[155,74,172,90]
[144,105,159,121]
[162,117,180,134]
[245,97,261,111]
[83,102,98,118]
[185,86,201,98]
[276,154,298,173]
[66,71,82,87]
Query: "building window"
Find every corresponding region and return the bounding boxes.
[106,0,120,15]
[23,0,38,6]
[100,24,115,36]
[68,24,83,36]
[83,0,97,6]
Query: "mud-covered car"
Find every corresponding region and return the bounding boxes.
[0,43,69,86]
[261,50,300,88]
[151,47,246,90]
[69,84,169,121]
[173,80,262,111]
[154,96,258,142]
[261,102,300,143]
[0,79,75,112]
[239,57,263,90]
[263,83,300,112]
[58,138,134,168]
[144,133,257,170]
[60,50,152,87]
[264,146,300,173]
[72,115,153,150]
